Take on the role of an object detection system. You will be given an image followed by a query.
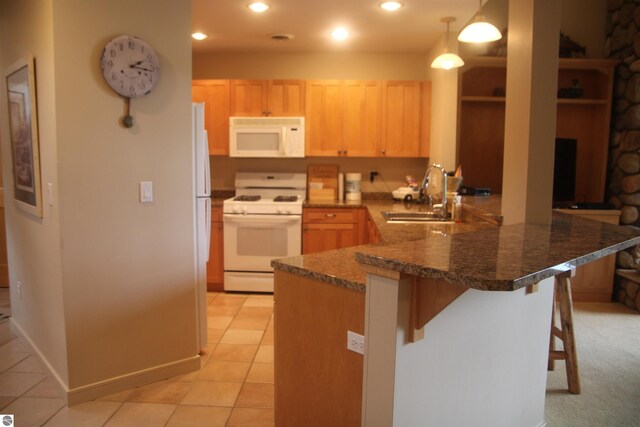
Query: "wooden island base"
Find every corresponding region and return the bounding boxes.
[274,271,365,427]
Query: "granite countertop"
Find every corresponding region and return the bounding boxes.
[273,196,640,292]
[273,197,501,291]
[355,213,640,291]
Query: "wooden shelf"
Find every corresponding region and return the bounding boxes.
[461,96,608,106]
[557,98,608,105]
[457,57,617,202]
[461,96,505,103]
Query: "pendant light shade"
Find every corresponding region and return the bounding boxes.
[431,17,464,70]
[431,52,465,70]
[458,0,502,43]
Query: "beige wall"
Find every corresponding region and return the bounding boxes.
[461,0,607,58]
[1,0,198,400]
[195,52,435,191]
[0,0,69,385]
[426,33,461,172]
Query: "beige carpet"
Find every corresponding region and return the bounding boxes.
[545,302,640,426]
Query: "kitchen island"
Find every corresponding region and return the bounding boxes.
[272,197,640,427]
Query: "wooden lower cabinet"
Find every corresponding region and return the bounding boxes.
[302,208,367,254]
[274,270,365,426]
[365,210,380,244]
[207,206,224,291]
[557,209,620,302]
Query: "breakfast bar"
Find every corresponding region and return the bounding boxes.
[272,200,640,427]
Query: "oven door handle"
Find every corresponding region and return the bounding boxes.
[223,214,302,224]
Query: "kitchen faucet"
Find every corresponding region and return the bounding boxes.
[419,163,448,219]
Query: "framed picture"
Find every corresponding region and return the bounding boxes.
[5,57,42,218]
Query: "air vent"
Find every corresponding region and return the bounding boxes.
[270,33,294,41]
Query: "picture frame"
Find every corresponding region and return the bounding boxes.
[5,57,42,218]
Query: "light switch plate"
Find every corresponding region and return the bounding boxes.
[140,181,153,203]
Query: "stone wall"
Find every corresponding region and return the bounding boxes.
[607,0,640,311]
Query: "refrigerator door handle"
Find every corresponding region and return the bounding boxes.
[203,130,211,196]
[205,197,212,260]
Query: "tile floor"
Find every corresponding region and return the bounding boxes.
[0,289,275,427]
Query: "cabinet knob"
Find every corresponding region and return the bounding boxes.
[381,149,386,154]
[218,224,223,230]
[338,150,343,155]
[344,150,348,155]
[325,213,336,218]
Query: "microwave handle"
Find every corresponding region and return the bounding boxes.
[281,126,288,156]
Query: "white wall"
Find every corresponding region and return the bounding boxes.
[1,0,199,401]
[0,0,69,386]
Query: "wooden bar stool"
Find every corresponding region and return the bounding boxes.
[548,267,581,394]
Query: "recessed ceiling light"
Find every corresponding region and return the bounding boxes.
[380,1,403,11]
[332,27,350,41]
[248,2,270,13]
[191,32,208,41]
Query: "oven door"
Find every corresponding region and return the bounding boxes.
[223,213,302,272]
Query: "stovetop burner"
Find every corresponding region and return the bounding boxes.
[233,195,261,201]
[273,196,299,202]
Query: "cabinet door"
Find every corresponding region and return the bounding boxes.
[303,223,358,254]
[343,81,381,157]
[192,80,230,156]
[381,81,422,157]
[305,80,344,156]
[207,207,224,291]
[230,80,268,116]
[268,80,305,116]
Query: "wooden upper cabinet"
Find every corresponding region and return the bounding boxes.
[230,79,305,117]
[381,81,424,157]
[342,81,381,157]
[267,80,305,116]
[230,80,268,116]
[305,80,344,156]
[192,80,230,156]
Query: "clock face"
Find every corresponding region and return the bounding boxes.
[100,35,160,98]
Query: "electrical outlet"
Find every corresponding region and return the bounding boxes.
[16,280,22,299]
[347,331,365,354]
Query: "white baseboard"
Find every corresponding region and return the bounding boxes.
[10,318,201,406]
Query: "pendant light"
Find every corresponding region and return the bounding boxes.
[431,17,464,70]
[458,0,502,43]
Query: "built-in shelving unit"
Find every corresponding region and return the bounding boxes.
[457,57,617,202]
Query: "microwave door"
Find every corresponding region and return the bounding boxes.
[232,128,283,157]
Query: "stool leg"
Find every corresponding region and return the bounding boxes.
[548,287,556,371]
[556,275,581,395]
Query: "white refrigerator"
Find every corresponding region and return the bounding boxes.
[193,102,211,350]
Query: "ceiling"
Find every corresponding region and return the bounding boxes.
[191,0,479,54]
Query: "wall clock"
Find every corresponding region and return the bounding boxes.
[100,35,160,128]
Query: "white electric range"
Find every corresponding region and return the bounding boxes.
[222,172,307,292]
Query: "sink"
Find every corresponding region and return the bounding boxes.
[382,211,454,224]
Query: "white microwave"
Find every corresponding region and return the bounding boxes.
[229,117,305,158]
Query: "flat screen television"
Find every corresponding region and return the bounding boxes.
[553,138,577,202]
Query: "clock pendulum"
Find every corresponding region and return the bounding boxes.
[99,35,160,128]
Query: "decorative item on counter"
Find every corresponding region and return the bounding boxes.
[338,172,344,202]
[392,175,420,201]
[557,79,584,98]
[446,164,463,193]
[345,173,362,202]
[307,164,339,201]
[405,175,419,191]
[452,195,462,222]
